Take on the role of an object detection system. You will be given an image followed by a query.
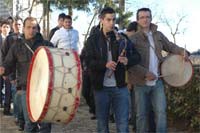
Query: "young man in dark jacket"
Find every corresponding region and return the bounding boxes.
[48,13,66,40]
[85,7,140,133]
[0,20,11,115]
[0,16,24,130]
[0,17,52,132]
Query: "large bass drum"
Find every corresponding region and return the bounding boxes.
[27,46,82,124]
[160,54,193,87]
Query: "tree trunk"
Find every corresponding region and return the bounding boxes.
[118,0,125,29]
[42,3,47,38]
[84,12,98,44]
[119,0,125,11]
[68,0,73,16]
[47,0,50,38]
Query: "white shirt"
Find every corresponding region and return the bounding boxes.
[50,27,79,52]
[146,31,159,86]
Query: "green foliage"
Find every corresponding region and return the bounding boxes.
[50,0,92,12]
[91,0,133,29]
[116,11,133,29]
[4,0,12,9]
[166,68,200,131]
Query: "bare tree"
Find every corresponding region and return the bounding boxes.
[160,14,187,44]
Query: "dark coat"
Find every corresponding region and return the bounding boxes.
[84,30,140,90]
[0,33,21,80]
[2,33,53,89]
[48,26,59,41]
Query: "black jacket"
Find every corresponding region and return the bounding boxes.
[0,35,2,48]
[3,33,53,89]
[85,30,140,90]
[0,33,21,80]
[48,26,59,41]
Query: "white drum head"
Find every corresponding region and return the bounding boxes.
[161,55,193,87]
[27,47,51,122]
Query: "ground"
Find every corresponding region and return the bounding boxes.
[0,98,189,133]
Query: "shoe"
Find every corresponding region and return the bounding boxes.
[15,118,19,125]
[18,123,24,131]
[0,103,4,108]
[109,114,115,123]
[90,115,96,120]
[3,111,12,116]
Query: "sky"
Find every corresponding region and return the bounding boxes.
[50,0,200,52]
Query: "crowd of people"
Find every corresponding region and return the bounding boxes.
[0,6,189,133]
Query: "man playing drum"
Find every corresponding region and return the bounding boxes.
[128,8,189,133]
[0,17,52,132]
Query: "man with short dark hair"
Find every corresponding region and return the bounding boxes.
[0,20,11,114]
[85,7,140,133]
[49,13,66,40]
[126,21,138,37]
[0,17,52,132]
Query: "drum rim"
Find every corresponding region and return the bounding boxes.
[65,50,82,124]
[27,46,54,122]
[161,54,194,87]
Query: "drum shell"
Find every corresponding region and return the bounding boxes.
[27,46,82,124]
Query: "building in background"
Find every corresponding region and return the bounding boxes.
[0,0,47,37]
[0,0,12,19]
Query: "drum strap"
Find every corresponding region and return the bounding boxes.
[24,42,34,54]
[148,43,163,61]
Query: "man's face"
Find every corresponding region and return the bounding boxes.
[23,20,37,40]
[63,18,72,29]
[1,24,10,36]
[58,18,64,27]
[13,20,23,33]
[101,13,116,33]
[137,11,151,29]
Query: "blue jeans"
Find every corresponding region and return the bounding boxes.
[94,86,129,133]
[15,90,25,126]
[3,78,11,111]
[21,90,51,133]
[134,79,167,133]
[21,90,38,132]
[11,84,17,118]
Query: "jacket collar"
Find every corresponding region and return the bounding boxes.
[21,33,44,42]
[137,23,158,40]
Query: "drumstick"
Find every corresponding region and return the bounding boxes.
[183,44,186,63]
[158,74,175,78]
[181,44,186,75]
[183,45,186,58]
